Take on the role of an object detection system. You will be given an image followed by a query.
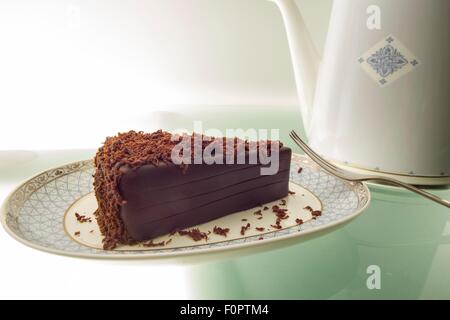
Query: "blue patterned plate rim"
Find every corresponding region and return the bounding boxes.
[0,154,371,259]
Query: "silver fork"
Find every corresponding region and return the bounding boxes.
[289,130,450,208]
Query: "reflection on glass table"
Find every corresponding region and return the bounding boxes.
[0,105,449,299]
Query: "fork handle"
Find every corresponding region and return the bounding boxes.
[367,177,450,208]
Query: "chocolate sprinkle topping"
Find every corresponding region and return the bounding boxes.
[240,223,251,236]
[272,205,288,219]
[312,210,322,217]
[213,226,230,237]
[142,240,166,247]
[270,223,282,230]
[178,228,209,242]
[75,212,92,223]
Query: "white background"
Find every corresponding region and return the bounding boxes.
[0,0,331,150]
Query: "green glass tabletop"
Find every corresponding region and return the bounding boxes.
[0,105,448,299]
[162,105,450,299]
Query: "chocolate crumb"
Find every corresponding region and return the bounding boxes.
[280,199,286,206]
[143,240,165,247]
[255,227,265,232]
[241,218,248,222]
[258,237,264,240]
[74,231,80,236]
[263,206,269,210]
[178,228,209,241]
[271,217,283,229]
[240,223,251,236]
[75,212,92,223]
[298,167,303,174]
[253,210,262,216]
[272,205,289,219]
[213,226,230,237]
[303,206,321,217]
[257,217,263,220]
[295,218,303,225]
[312,210,322,217]
[89,230,94,233]
[275,212,288,219]
[288,190,296,195]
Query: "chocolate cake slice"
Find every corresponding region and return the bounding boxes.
[94,130,291,249]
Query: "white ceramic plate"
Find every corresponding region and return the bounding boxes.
[1,154,370,259]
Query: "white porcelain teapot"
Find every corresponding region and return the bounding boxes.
[273,0,450,185]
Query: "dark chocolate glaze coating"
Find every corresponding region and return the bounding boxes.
[118,147,292,241]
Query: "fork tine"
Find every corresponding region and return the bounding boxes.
[290,131,324,161]
[289,132,342,174]
[290,138,340,178]
[289,132,325,166]
[289,133,338,176]
[289,131,336,168]
[290,134,341,174]
[290,131,341,171]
